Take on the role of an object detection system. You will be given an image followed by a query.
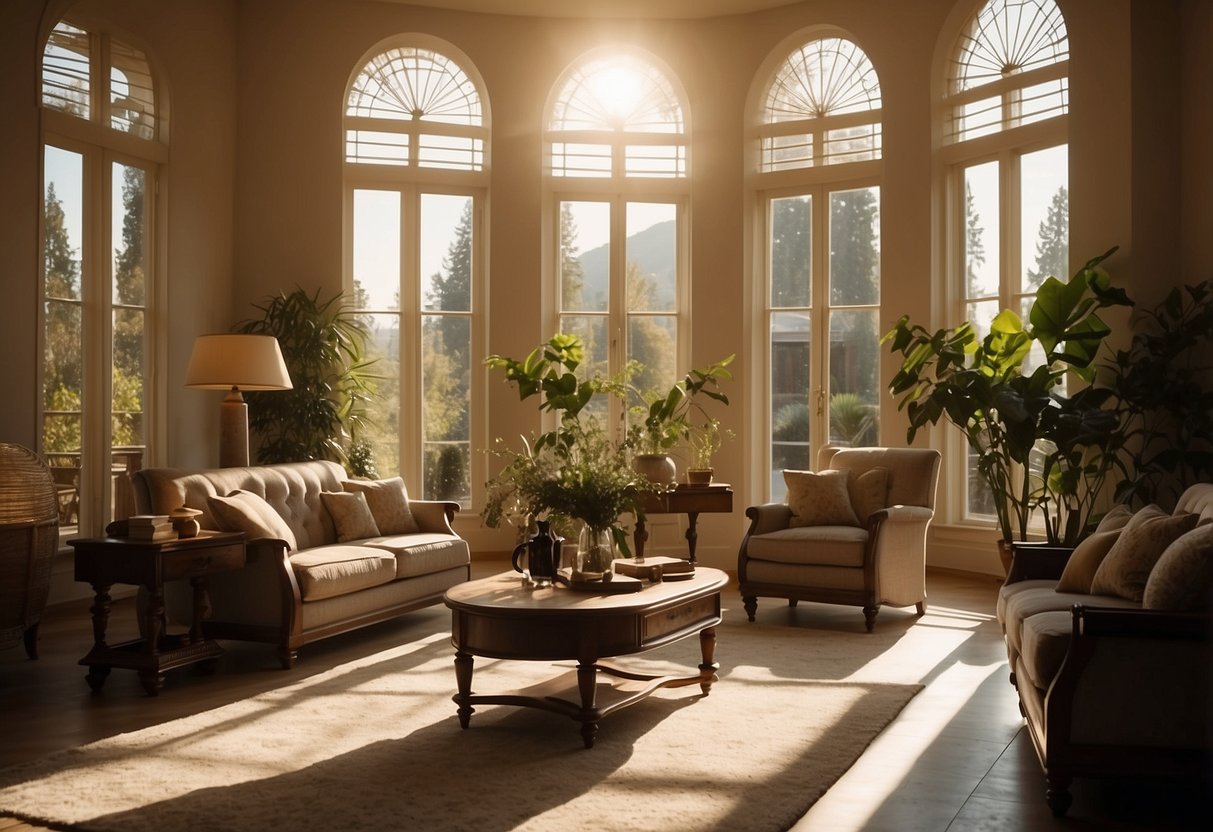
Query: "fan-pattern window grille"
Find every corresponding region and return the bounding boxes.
[759,37,881,172]
[946,0,1068,143]
[41,20,157,141]
[346,48,485,171]
[548,54,686,178]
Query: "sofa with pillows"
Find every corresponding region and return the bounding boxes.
[996,483,1213,816]
[131,461,470,668]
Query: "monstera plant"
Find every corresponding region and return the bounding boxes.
[883,247,1131,552]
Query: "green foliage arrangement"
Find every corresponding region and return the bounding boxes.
[237,287,377,466]
[884,247,1131,546]
[628,354,735,455]
[483,333,652,555]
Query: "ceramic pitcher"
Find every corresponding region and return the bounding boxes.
[512,520,563,586]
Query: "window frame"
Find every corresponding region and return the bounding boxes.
[38,18,166,540]
[342,37,489,510]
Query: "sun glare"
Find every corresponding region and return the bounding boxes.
[588,62,646,124]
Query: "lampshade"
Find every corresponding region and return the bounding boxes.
[184,334,292,391]
[185,334,292,467]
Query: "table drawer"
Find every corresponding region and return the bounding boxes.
[162,544,245,581]
[643,594,720,643]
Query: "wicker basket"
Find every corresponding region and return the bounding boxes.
[0,443,59,658]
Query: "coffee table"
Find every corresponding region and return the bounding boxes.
[443,567,727,748]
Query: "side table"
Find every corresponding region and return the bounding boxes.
[71,530,246,696]
[634,483,734,563]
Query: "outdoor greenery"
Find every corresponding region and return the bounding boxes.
[884,247,1131,546]
[237,288,377,466]
[628,354,734,455]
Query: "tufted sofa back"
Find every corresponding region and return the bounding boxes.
[818,446,941,510]
[1174,483,1213,523]
[132,461,347,551]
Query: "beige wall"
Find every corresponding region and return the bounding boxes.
[1,0,1208,577]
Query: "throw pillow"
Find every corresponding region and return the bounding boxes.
[1093,503,1134,534]
[320,491,381,543]
[784,469,860,528]
[1142,524,1213,610]
[342,477,420,534]
[1054,529,1123,594]
[1090,508,1201,601]
[848,467,889,523]
[207,489,298,551]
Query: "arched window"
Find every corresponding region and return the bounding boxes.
[39,19,165,537]
[759,37,881,171]
[946,0,1068,143]
[344,38,488,508]
[345,46,485,170]
[752,33,883,501]
[940,0,1069,524]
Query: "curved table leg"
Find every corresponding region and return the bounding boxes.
[454,650,475,729]
[577,661,599,749]
[698,625,719,695]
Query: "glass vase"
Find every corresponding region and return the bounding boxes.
[573,524,615,582]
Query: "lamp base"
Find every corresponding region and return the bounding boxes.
[218,388,249,468]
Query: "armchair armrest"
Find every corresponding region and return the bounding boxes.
[1005,543,1073,585]
[744,503,793,535]
[408,499,461,535]
[870,504,933,524]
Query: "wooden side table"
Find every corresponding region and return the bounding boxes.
[633,483,734,563]
[71,530,246,696]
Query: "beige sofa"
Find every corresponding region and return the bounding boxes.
[133,461,470,668]
[996,483,1213,816]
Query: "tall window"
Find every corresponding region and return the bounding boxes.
[754,35,883,501]
[40,19,164,536]
[547,51,689,422]
[943,0,1069,521]
[345,40,487,508]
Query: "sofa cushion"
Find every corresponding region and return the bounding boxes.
[1001,585,1140,658]
[365,533,472,579]
[320,491,381,542]
[208,489,298,551]
[1094,503,1134,534]
[342,477,420,535]
[1055,529,1124,594]
[743,526,868,567]
[849,467,889,522]
[289,545,398,601]
[1018,610,1074,690]
[1142,523,1213,610]
[1091,507,1200,601]
[785,469,860,528]
[996,579,1056,633]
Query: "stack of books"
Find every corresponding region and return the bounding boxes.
[127,515,177,542]
[613,555,695,582]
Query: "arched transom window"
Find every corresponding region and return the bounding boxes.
[346,47,485,171]
[946,0,1069,143]
[759,37,881,171]
[548,53,686,178]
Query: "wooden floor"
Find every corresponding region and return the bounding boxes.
[1,564,1210,831]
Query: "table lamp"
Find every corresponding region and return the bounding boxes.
[185,334,292,467]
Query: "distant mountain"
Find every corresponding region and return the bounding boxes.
[575,219,676,308]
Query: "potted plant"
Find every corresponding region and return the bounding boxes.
[627,354,735,484]
[237,287,377,466]
[484,334,655,581]
[685,417,733,485]
[883,247,1131,569]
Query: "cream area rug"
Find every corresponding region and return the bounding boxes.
[0,617,920,832]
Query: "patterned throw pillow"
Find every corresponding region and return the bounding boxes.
[848,467,889,523]
[207,489,298,551]
[1094,503,1134,534]
[1090,507,1200,601]
[784,469,860,528]
[320,491,382,543]
[1142,523,1213,610]
[1055,528,1123,594]
[342,477,420,535]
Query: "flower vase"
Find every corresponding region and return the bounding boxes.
[573,524,615,582]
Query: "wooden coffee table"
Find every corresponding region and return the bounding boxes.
[443,567,727,748]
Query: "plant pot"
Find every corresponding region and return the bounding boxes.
[997,539,1014,578]
[686,468,713,485]
[633,453,677,485]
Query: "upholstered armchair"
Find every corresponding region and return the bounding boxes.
[1,443,59,658]
[738,446,940,631]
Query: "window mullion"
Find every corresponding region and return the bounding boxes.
[401,187,422,492]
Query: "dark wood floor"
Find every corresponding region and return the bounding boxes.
[1,564,1210,831]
